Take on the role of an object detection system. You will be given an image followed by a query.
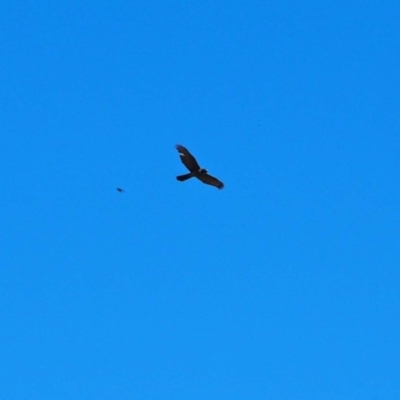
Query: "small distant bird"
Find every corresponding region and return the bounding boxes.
[116,188,125,193]
[175,144,224,189]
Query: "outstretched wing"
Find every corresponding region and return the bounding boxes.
[175,144,201,172]
[197,173,224,189]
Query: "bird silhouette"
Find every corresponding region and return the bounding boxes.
[175,144,224,189]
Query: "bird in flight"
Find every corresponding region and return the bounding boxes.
[175,144,224,189]
[116,188,125,193]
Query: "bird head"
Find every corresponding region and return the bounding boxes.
[199,168,208,174]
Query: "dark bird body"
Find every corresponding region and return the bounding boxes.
[175,144,224,189]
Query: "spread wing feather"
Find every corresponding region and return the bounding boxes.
[175,144,200,172]
[197,173,224,189]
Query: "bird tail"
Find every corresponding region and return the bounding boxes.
[176,173,193,182]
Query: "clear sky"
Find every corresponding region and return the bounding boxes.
[1,1,399,399]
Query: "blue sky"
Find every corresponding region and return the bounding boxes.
[1,1,399,399]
